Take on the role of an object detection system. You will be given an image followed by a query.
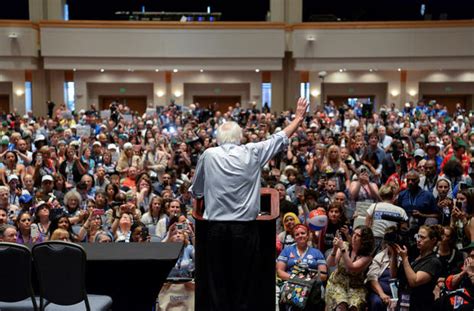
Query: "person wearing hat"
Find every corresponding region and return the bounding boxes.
[419,159,440,194]
[0,135,9,153]
[58,145,87,187]
[0,150,26,186]
[441,138,471,175]
[276,212,301,253]
[33,134,46,151]
[7,174,21,206]
[18,193,34,213]
[425,142,443,172]
[116,142,141,176]
[39,175,55,201]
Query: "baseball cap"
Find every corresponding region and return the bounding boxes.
[41,175,54,183]
[0,136,9,145]
[146,120,153,125]
[7,174,19,183]
[414,149,426,158]
[107,144,118,150]
[34,134,46,143]
[123,142,133,150]
[92,141,101,147]
[19,194,33,204]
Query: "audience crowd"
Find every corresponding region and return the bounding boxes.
[0,98,474,310]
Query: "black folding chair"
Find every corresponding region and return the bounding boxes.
[32,241,112,311]
[0,242,39,311]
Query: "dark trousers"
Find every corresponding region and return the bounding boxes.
[205,221,260,311]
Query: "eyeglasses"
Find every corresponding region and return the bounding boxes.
[415,234,428,241]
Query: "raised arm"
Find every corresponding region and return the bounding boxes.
[282,98,309,139]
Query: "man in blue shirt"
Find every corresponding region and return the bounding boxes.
[397,170,438,229]
[191,98,309,310]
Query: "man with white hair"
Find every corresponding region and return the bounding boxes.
[190,98,308,310]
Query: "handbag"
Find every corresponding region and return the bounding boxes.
[279,263,323,310]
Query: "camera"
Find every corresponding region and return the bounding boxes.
[176,223,187,230]
[381,214,411,247]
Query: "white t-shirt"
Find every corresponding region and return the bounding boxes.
[367,202,408,238]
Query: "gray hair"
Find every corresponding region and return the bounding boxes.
[216,121,242,145]
[63,190,82,207]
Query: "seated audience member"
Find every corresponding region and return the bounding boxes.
[141,196,166,240]
[0,224,17,242]
[0,207,7,225]
[94,230,114,243]
[434,242,474,311]
[49,214,78,242]
[50,228,71,241]
[167,229,195,278]
[113,212,134,243]
[131,222,150,243]
[326,225,374,311]
[276,212,300,253]
[318,202,350,257]
[366,227,399,311]
[16,210,43,244]
[277,224,328,283]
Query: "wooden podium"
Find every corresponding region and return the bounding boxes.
[193,188,280,310]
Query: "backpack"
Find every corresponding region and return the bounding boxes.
[279,263,324,310]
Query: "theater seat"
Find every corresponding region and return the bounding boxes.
[32,241,112,311]
[0,242,39,311]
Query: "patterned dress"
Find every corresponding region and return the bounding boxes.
[325,245,368,310]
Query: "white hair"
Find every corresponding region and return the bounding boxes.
[216,121,242,145]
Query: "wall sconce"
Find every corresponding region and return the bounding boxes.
[156,91,165,97]
[15,89,24,96]
[390,90,399,97]
[408,89,418,97]
[174,91,182,98]
[311,90,320,97]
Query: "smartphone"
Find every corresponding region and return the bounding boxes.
[31,225,40,239]
[93,209,105,216]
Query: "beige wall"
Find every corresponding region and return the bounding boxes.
[40,25,285,59]
[73,71,166,110]
[0,70,26,114]
[173,71,262,109]
[87,82,154,107]
[309,70,400,109]
[292,26,474,59]
[183,83,250,106]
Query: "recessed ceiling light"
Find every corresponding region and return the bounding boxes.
[127,68,134,72]
[72,68,76,71]
[369,69,373,72]
[155,69,159,72]
[173,69,178,73]
[255,69,260,72]
[339,69,343,72]
[100,69,105,72]
[200,69,204,72]
[397,68,402,71]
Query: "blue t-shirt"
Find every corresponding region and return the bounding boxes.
[277,244,326,272]
[397,188,437,215]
